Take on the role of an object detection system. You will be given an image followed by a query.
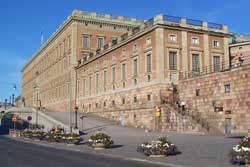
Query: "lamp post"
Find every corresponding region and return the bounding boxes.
[33,84,39,127]
[74,106,78,129]
[12,94,15,106]
[4,99,7,110]
[67,81,72,133]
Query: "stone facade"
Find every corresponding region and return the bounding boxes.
[179,64,250,134]
[22,9,231,133]
[230,41,250,66]
[22,10,141,110]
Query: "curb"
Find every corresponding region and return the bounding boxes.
[7,136,188,167]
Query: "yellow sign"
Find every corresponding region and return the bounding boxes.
[12,115,17,122]
[155,107,161,117]
[36,100,41,108]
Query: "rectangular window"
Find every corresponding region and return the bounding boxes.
[146,54,151,73]
[169,35,177,42]
[196,89,200,96]
[83,35,89,48]
[96,73,99,94]
[134,96,137,103]
[213,40,220,48]
[133,59,138,77]
[146,38,151,46]
[192,54,200,72]
[122,49,126,56]
[169,51,177,70]
[122,63,126,81]
[147,94,151,101]
[213,56,220,72]
[97,37,104,49]
[122,98,125,105]
[103,71,107,92]
[192,38,199,45]
[112,67,116,83]
[89,76,92,95]
[224,84,230,93]
[68,36,71,50]
[133,44,137,52]
[83,79,86,96]
[63,40,66,54]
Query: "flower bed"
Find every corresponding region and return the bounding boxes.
[22,129,46,140]
[88,132,114,149]
[230,136,250,165]
[22,129,82,145]
[137,137,179,157]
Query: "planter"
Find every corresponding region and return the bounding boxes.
[149,154,166,158]
[92,143,106,150]
[88,132,114,149]
[229,136,250,165]
[137,137,179,157]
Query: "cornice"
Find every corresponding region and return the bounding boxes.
[22,10,143,73]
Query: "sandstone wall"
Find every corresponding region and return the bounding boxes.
[179,65,250,134]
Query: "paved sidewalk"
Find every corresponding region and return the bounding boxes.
[43,111,238,167]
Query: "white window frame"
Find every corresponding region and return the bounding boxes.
[213,40,220,48]
[83,35,90,48]
[191,37,199,45]
[146,37,151,47]
[97,36,105,49]
[169,34,177,42]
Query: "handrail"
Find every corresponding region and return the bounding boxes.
[180,56,250,80]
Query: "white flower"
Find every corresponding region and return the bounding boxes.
[163,143,169,147]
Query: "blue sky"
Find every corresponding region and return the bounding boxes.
[0,0,249,102]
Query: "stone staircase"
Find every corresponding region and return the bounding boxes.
[159,85,224,135]
[160,104,224,135]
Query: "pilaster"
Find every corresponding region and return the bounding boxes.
[181,31,188,72]
[203,34,210,68]
[155,27,165,82]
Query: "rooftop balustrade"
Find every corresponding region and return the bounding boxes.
[77,13,228,67]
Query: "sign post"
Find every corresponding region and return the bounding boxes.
[27,116,32,129]
[12,115,17,131]
[154,106,161,131]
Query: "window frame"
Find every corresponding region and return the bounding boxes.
[169,34,177,42]
[83,35,90,49]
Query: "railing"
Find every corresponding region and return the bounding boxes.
[208,22,223,30]
[160,94,210,132]
[163,15,181,23]
[186,18,202,26]
[77,11,143,25]
[180,56,250,80]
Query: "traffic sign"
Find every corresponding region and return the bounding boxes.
[27,116,32,121]
[12,115,17,122]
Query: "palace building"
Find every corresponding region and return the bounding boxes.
[23,10,250,134]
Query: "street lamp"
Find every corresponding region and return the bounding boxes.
[33,84,39,127]
[74,106,79,129]
[4,99,7,110]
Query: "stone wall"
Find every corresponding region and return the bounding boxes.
[178,64,250,134]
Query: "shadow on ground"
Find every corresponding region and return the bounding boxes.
[83,124,114,133]
[227,135,245,139]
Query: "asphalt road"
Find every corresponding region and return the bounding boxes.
[0,136,166,167]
